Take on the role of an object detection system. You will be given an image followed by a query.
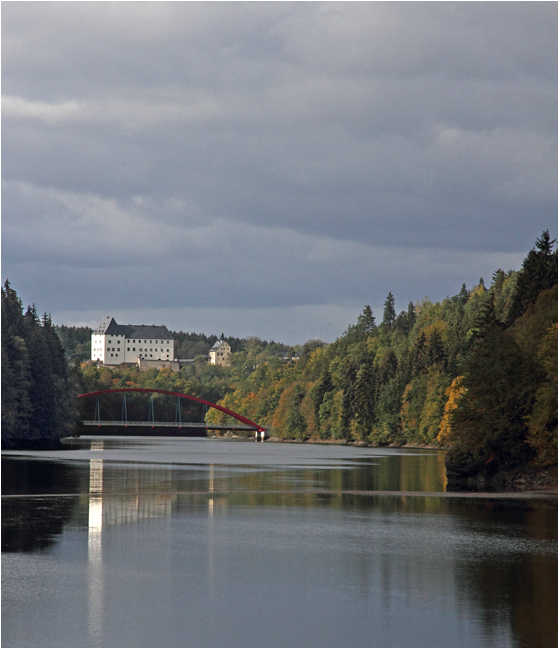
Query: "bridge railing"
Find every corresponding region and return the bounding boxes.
[81,420,257,430]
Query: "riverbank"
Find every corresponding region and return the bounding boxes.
[211,432,557,495]
[265,435,447,450]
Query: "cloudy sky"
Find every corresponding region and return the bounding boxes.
[2,2,557,344]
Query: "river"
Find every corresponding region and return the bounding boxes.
[2,436,557,647]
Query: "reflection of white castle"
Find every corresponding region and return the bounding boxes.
[91,317,174,365]
[88,455,174,529]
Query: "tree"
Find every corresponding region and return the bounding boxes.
[1,283,75,448]
[458,283,469,304]
[507,230,558,324]
[444,324,541,476]
[383,292,396,327]
[353,362,376,438]
[356,305,376,335]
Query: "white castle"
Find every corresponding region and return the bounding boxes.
[91,317,174,366]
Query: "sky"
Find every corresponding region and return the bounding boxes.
[2,2,557,345]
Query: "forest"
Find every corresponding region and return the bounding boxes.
[2,281,76,448]
[204,231,557,485]
[2,232,557,485]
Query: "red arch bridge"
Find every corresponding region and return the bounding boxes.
[77,389,267,439]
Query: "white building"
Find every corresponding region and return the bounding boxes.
[91,317,174,365]
[208,339,231,367]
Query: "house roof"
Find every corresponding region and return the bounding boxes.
[209,339,230,351]
[93,317,171,339]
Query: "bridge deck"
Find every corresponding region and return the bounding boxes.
[81,420,257,430]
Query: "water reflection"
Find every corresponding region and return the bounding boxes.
[88,454,104,645]
[2,439,557,648]
[1,458,79,553]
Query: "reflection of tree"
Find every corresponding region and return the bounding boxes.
[1,458,81,553]
[2,496,78,553]
[450,500,558,648]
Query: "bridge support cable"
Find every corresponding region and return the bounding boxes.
[175,396,182,428]
[94,400,101,426]
[77,389,265,433]
[122,393,128,427]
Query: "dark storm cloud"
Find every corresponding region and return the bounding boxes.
[2,2,556,342]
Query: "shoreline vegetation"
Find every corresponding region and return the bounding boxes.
[208,431,557,494]
[2,232,557,494]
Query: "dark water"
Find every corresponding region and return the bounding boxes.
[2,437,557,648]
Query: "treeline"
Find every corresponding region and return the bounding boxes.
[207,232,557,483]
[76,359,234,423]
[57,325,299,363]
[2,281,76,448]
[74,337,302,422]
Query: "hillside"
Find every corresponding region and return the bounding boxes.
[206,232,557,487]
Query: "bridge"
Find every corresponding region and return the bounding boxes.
[77,388,267,439]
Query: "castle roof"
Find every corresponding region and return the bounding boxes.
[93,317,171,339]
[209,339,229,351]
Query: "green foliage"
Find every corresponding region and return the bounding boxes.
[55,325,92,363]
[6,230,556,484]
[507,230,557,324]
[382,291,396,328]
[2,282,76,448]
[201,231,557,481]
[445,325,541,475]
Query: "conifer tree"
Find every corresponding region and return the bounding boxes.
[1,283,75,448]
[356,305,376,335]
[507,230,558,324]
[382,292,396,327]
[458,283,469,304]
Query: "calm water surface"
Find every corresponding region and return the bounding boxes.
[2,437,557,647]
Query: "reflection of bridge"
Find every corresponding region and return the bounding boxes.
[78,388,266,438]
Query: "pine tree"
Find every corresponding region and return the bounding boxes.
[453,283,469,304]
[1,284,75,448]
[507,230,558,324]
[382,292,396,327]
[1,282,33,443]
[356,305,376,335]
[427,330,446,368]
[445,325,541,476]
[353,362,376,437]
[407,301,416,331]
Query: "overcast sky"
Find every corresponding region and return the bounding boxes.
[2,2,557,344]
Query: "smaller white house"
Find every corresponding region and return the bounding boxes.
[208,339,231,367]
[91,317,174,365]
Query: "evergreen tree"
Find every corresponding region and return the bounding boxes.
[313,369,334,418]
[507,230,558,324]
[1,282,33,443]
[427,330,446,368]
[458,283,469,304]
[356,305,376,335]
[1,283,75,448]
[353,362,376,437]
[382,292,396,327]
[445,324,541,476]
[407,301,416,330]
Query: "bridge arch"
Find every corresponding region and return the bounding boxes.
[77,388,265,432]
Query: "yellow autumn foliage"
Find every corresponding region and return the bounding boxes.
[437,376,466,444]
